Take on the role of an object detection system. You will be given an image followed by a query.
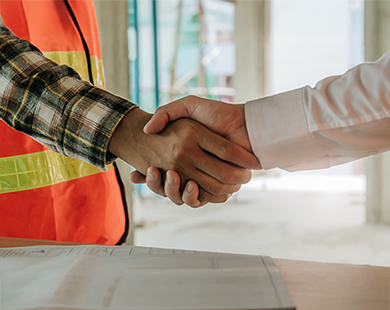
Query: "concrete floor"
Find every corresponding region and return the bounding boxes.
[132,174,390,267]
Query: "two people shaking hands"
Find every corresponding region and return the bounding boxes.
[124,48,390,208]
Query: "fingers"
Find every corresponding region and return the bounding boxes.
[129,168,166,197]
[164,170,184,205]
[189,130,255,189]
[200,131,260,171]
[189,163,243,196]
[143,108,173,135]
[166,177,230,208]
[159,120,249,196]
[198,188,233,204]
[129,169,170,198]
[130,167,233,208]
[195,151,252,187]
[145,168,202,208]
[145,167,166,197]
[135,113,254,202]
[143,100,192,134]
[180,181,205,208]
[163,172,207,208]
[129,170,147,184]
[144,96,206,134]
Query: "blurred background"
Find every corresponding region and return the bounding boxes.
[94,0,390,266]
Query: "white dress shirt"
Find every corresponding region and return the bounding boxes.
[245,51,390,171]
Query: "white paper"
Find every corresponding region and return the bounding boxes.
[0,245,295,310]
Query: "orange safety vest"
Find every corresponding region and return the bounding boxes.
[0,0,128,244]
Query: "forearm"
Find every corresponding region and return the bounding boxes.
[0,26,136,169]
[246,50,390,171]
[108,108,155,172]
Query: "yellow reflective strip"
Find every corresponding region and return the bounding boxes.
[42,51,105,88]
[0,150,114,194]
[91,56,105,89]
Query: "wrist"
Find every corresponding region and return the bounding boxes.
[108,108,154,171]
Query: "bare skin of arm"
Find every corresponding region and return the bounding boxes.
[129,96,262,207]
[109,107,259,203]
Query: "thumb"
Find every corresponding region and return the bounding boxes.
[143,101,193,134]
[129,170,147,184]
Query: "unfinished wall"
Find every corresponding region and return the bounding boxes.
[233,0,270,102]
[365,0,390,224]
[94,0,135,243]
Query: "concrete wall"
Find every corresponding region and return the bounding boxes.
[233,0,270,102]
[365,0,390,224]
[94,0,135,243]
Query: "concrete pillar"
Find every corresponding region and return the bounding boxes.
[364,0,390,224]
[233,0,270,102]
[94,0,135,243]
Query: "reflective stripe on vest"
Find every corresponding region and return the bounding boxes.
[0,150,114,194]
[0,0,127,244]
[43,51,105,88]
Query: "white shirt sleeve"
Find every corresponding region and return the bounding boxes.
[245,50,390,172]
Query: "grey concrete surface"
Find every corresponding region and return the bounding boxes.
[132,175,390,267]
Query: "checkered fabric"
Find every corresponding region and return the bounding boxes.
[0,25,137,169]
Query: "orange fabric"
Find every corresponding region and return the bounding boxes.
[0,170,125,244]
[0,0,30,41]
[66,0,102,58]
[1,0,101,57]
[0,0,126,244]
[0,121,48,157]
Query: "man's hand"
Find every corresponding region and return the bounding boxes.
[130,167,206,207]
[110,108,258,205]
[144,95,255,152]
[129,96,261,207]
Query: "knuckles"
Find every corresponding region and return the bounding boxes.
[219,143,235,160]
[219,168,252,185]
[198,191,232,204]
[207,183,241,196]
[219,169,236,184]
[179,119,201,136]
[208,183,225,196]
[241,169,252,184]
[182,94,198,103]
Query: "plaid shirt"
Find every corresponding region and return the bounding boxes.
[0,23,137,170]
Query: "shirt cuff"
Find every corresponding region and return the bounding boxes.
[245,88,326,171]
[62,85,138,170]
[104,104,139,167]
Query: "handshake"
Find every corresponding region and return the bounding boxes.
[108,95,261,208]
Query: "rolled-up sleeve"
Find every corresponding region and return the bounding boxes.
[245,51,390,172]
[0,25,137,169]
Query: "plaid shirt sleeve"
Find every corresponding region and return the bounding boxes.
[0,24,137,170]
